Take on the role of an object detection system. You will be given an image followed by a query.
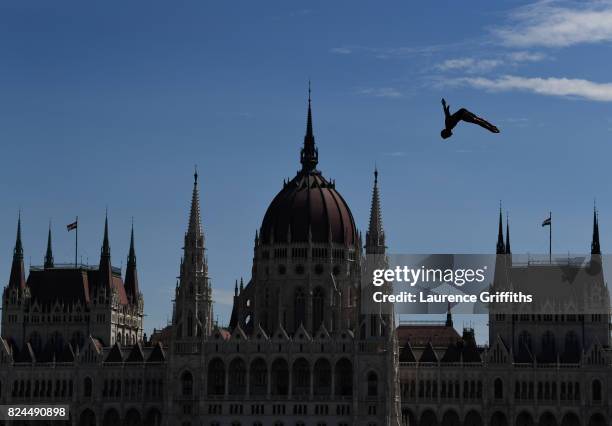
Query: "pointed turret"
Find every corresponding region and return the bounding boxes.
[99,214,113,289]
[175,171,213,337]
[496,204,505,254]
[300,82,318,172]
[187,169,203,242]
[44,222,54,269]
[124,222,139,303]
[8,213,26,289]
[505,213,511,255]
[365,167,386,255]
[592,206,601,255]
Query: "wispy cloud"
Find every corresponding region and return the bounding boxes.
[437,58,503,73]
[507,51,547,62]
[329,43,460,59]
[330,47,352,54]
[382,151,407,157]
[495,1,612,48]
[436,51,547,74]
[451,75,612,102]
[357,87,403,98]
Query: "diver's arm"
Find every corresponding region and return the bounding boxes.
[441,98,450,118]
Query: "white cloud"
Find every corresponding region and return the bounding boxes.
[330,47,352,54]
[496,1,612,47]
[436,51,546,74]
[455,75,612,102]
[357,87,403,98]
[507,51,547,62]
[437,58,503,73]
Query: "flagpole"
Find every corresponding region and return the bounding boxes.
[549,211,552,264]
[75,216,78,267]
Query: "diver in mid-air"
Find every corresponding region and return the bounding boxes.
[440,98,500,139]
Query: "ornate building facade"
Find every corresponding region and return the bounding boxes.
[397,211,611,426]
[0,93,611,426]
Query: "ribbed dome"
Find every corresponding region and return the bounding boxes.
[260,92,357,246]
[260,171,357,246]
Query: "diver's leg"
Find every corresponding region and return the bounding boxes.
[458,109,499,133]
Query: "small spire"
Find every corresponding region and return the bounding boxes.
[44,221,54,269]
[592,203,601,255]
[240,277,244,292]
[496,203,505,254]
[128,220,136,264]
[187,170,203,239]
[300,82,318,172]
[101,213,110,257]
[445,302,453,328]
[505,212,511,254]
[8,212,26,289]
[234,279,239,297]
[15,210,23,258]
[99,213,113,289]
[125,221,139,303]
[366,166,385,254]
[194,164,198,184]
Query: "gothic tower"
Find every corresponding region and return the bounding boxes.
[172,170,213,340]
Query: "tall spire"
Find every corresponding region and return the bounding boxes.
[496,203,505,254]
[124,220,139,303]
[8,212,26,289]
[99,213,113,289]
[102,213,111,258]
[505,212,511,255]
[592,204,601,255]
[44,221,54,269]
[187,167,203,240]
[366,166,385,254]
[300,81,318,172]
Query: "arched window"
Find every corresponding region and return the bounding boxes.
[494,378,503,399]
[292,358,310,396]
[181,371,193,396]
[83,377,92,398]
[249,358,267,395]
[335,358,353,396]
[313,358,332,396]
[207,358,225,395]
[228,358,246,395]
[593,379,602,401]
[541,331,556,361]
[367,372,378,396]
[313,287,325,329]
[294,288,306,330]
[271,358,289,395]
[565,331,580,356]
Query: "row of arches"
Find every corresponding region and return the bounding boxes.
[517,330,581,360]
[402,409,607,426]
[402,379,483,400]
[80,407,162,426]
[181,357,358,397]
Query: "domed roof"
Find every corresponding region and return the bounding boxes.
[259,96,357,246]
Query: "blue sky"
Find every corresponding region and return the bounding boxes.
[2,1,612,340]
